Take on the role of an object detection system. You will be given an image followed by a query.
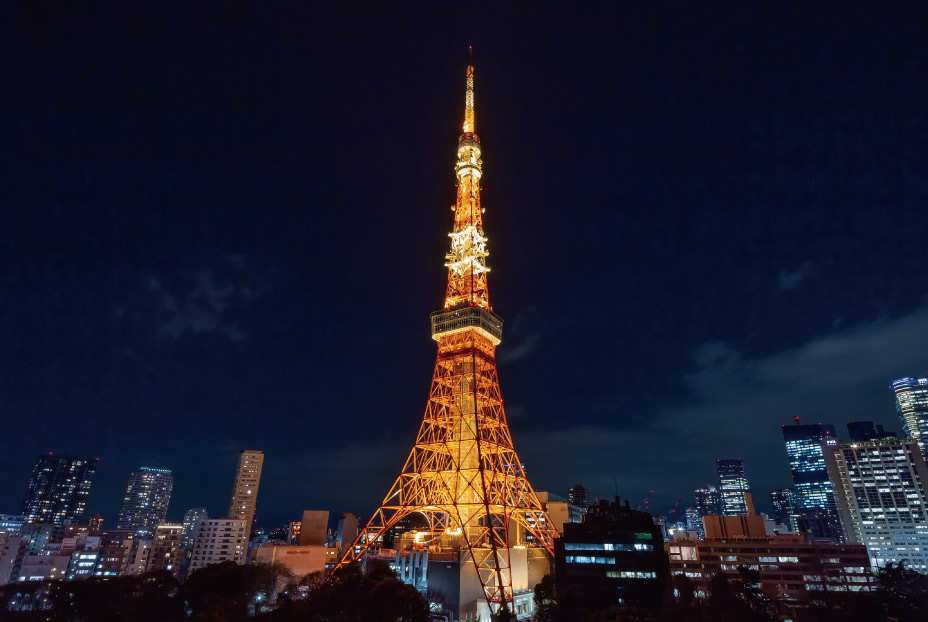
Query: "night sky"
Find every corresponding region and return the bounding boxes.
[2,3,927,530]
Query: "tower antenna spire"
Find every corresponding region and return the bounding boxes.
[463,46,475,134]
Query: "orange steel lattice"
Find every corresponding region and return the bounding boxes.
[340,49,556,613]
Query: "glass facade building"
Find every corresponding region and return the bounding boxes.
[782,419,838,511]
[694,486,722,518]
[116,467,174,537]
[20,454,98,525]
[892,377,928,460]
[847,420,894,443]
[568,484,592,508]
[716,459,750,516]
[769,488,797,532]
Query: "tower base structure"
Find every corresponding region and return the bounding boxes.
[372,545,550,621]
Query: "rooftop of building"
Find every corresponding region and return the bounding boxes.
[577,498,656,530]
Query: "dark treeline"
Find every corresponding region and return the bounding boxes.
[533,563,928,622]
[0,560,429,622]
[3,560,928,621]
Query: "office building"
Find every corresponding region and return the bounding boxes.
[684,507,704,539]
[228,450,263,540]
[782,418,838,511]
[892,377,928,460]
[694,486,721,517]
[823,436,928,571]
[189,518,249,572]
[568,484,592,508]
[769,488,797,532]
[668,535,874,599]
[20,454,98,525]
[782,418,844,541]
[716,459,750,516]
[116,467,174,537]
[181,508,208,550]
[554,498,669,614]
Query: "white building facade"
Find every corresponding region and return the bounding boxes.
[824,437,928,571]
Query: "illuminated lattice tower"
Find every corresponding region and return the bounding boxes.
[342,49,556,616]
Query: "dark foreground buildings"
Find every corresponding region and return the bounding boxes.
[554,498,670,614]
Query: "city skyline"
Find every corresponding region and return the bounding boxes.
[1,4,927,530]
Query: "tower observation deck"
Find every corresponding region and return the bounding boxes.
[340,48,556,618]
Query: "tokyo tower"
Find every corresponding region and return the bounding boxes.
[341,49,556,617]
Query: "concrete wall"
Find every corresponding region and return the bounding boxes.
[256,544,333,578]
[299,511,328,546]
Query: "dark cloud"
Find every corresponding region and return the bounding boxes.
[120,256,269,346]
[777,262,813,292]
[515,305,928,512]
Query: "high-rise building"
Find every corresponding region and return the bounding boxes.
[684,507,704,539]
[336,513,359,556]
[716,459,750,516]
[116,467,174,537]
[694,486,721,518]
[189,518,249,572]
[823,436,928,571]
[782,418,838,511]
[568,484,592,508]
[892,377,928,459]
[227,450,263,540]
[20,454,98,525]
[847,420,895,442]
[769,488,797,532]
[339,50,555,620]
[181,508,208,550]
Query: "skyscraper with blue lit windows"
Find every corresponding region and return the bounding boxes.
[715,459,750,516]
[782,418,837,511]
[892,377,928,460]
